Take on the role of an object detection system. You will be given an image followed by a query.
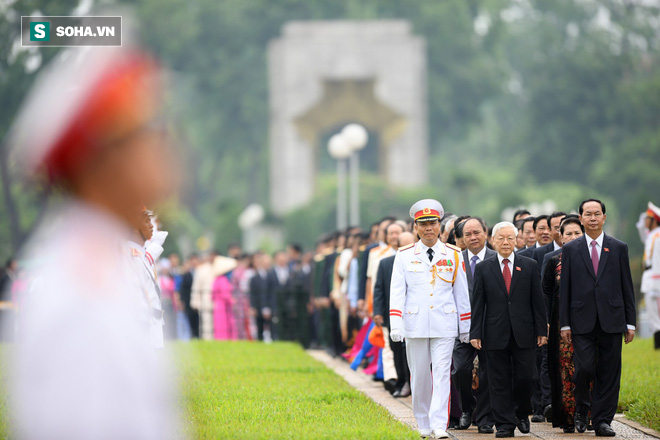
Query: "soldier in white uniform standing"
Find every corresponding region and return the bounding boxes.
[390,199,471,439]
[128,207,165,349]
[641,202,660,349]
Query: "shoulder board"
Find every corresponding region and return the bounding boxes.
[359,245,366,252]
[313,254,325,262]
[398,243,415,251]
[445,243,461,252]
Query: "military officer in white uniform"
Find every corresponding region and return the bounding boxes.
[641,202,660,349]
[390,199,471,439]
[128,207,165,349]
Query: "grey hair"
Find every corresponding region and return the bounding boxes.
[492,221,519,237]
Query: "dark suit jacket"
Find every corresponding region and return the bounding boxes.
[559,234,636,334]
[372,255,395,328]
[541,248,562,280]
[249,271,272,311]
[517,245,536,259]
[532,242,557,270]
[462,247,498,300]
[470,254,547,350]
[358,243,379,301]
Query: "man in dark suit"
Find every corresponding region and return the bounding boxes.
[471,222,548,438]
[179,254,200,339]
[373,232,416,398]
[532,212,566,269]
[541,214,580,277]
[559,199,636,437]
[269,251,291,341]
[518,215,552,259]
[249,252,273,341]
[452,218,497,433]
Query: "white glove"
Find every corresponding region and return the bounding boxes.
[636,212,649,244]
[150,230,169,247]
[390,328,404,342]
[459,332,470,344]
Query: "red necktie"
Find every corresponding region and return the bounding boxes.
[503,258,511,294]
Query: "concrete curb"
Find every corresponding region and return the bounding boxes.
[308,349,659,440]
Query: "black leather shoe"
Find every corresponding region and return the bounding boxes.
[594,423,616,437]
[574,413,588,433]
[384,379,397,394]
[531,414,545,423]
[563,426,575,433]
[478,425,494,434]
[518,418,530,434]
[495,429,515,438]
[458,412,473,430]
[544,404,553,423]
[448,418,459,430]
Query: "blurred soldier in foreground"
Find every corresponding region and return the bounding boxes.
[7,45,178,439]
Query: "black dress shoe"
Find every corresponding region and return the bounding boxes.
[517,418,530,434]
[574,413,588,433]
[478,425,494,434]
[495,428,515,438]
[458,412,473,430]
[563,426,575,433]
[448,418,459,429]
[384,379,397,394]
[544,404,553,423]
[531,414,545,423]
[594,423,616,437]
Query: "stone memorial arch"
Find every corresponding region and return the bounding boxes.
[268,20,428,216]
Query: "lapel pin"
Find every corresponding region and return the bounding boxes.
[515,267,521,271]
[604,248,610,252]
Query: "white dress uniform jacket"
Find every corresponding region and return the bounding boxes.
[389,241,471,338]
[128,240,165,349]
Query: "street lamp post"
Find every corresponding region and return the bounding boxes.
[328,134,352,230]
[341,124,368,227]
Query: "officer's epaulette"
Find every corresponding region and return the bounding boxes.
[398,243,415,251]
[313,253,325,263]
[359,245,366,252]
[445,243,461,252]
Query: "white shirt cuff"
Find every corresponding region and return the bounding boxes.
[627,325,636,330]
[560,326,570,331]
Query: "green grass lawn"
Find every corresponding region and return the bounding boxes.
[0,339,657,438]
[619,337,660,431]
[174,341,418,439]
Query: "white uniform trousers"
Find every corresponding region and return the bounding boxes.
[382,327,397,382]
[406,337,455,431]
[647,292,660,332]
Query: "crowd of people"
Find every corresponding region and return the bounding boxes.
[265,197,650,439]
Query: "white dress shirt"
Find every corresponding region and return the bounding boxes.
[497,252,515,274]
[467,247,487,265]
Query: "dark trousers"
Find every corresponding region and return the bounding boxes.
[389,332,409,390]
[486,334,537,430]
[452,340,494,426]
[531,345,552,414]
[572,323,622,427]
[185,305,200,339]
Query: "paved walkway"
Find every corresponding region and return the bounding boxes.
[308,350,660,440]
